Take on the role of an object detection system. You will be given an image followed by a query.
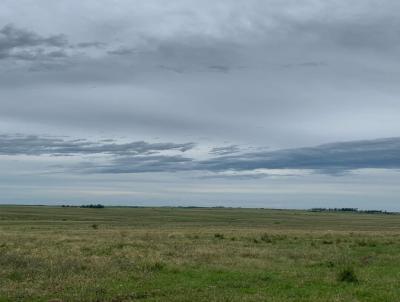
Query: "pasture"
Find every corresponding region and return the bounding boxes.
[0,206,399,301]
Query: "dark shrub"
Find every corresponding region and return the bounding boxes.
[337,267,358,283]
[214,233,224,239]
[260,233,273,243]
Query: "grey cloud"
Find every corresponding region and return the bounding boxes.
[50,138,400,178]
[0,24,107,71]
[0,24,68,60]
[208,65,230,73]
[104,37,241,75]
[282,11,400,52]
[74,137,400,175]
[4,135,400,175]
[4,49,68,62]
[76,41,106,48]
[157,64,184,73]
[282,61,327,69]
[200,137,400,174]
[0,134,195,156]
[28,61,72,72]
[153,39,240,72]
[107,47,138,55]
[209,145,240,155]
[0,23,67,49]
[83,155,194,174]
[47,50,68,58]
[198,173,272,180]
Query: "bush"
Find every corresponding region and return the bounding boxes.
[260,234,273,243]
[214,233,224,239]
[337,267,358,283]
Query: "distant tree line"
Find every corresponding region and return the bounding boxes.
[61,204,105,208]
[310,208,397,215]
[80,204,105,208]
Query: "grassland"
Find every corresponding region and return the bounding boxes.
[0,206,400,301]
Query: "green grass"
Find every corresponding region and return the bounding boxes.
[0,206,400,301]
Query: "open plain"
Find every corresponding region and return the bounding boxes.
[0,206,399,302]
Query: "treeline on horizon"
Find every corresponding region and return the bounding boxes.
[58,204,398,214]
[62,204,105,209]
[310,208,398,215]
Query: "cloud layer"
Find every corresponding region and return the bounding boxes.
[2,134,399,176]
[0,134,194,156]
[0,24,68,60]
[200,138,400,175]
[1,1,400,208]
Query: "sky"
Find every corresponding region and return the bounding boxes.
[1,0,400,210]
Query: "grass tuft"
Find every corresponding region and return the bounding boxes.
[214,233,224,239]
[337,267,359,283]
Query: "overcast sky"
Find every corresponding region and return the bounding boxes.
[1,0,400,209]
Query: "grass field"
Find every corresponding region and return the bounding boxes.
[0,206,400,301]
